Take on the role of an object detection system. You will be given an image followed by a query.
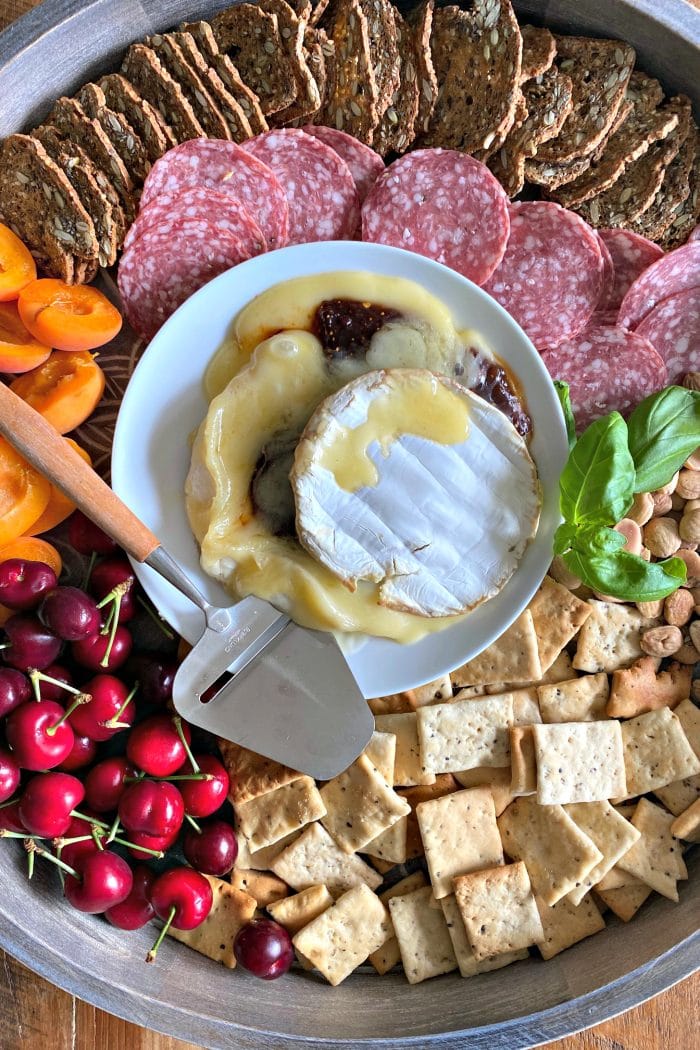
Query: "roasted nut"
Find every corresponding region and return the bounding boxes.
[654,471,679,496]
[676,469,700,501]
[680,509,700,544]
[548,555,581,590]
[675,548,700,586]
[674,641,700,665]
[689,620,700,651]
[679,540,699,551]
[650,491,673,516]
[684,449,700,471]
[626,492,654,526]
[663,587,695,626]
[671,493,686,511]
[643,517,682,557]
[614,517,642,555]
[690,586,700,604]
[636,599,664,617]
[682,372,700,390]
[640,625,683,657]
[692,679,700,704]
[685,499,700,512]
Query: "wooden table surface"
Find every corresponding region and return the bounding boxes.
[0,0,698,1047]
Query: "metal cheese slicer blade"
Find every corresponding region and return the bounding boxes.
[0,382,373,779]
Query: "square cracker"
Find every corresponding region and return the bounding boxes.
[217,739,300,804]
[369,872,427,975]
[617,798,688,901]
[510,725,537,796]
[452,611,542,687]
[412,674,454,707]
[364,731,396,785]
[267,884,333,935]
[620,707,700,798]
[595,883,652,922]
[270,822,382,896]
[653,774,700,816]
[671,798,700,842]
[573,601,658,673]
[564,801,641,905]
[417,693,513,774]
[388,886,457,983]
[319,753,410,854]
[538,673,609,723]
[167,875,256,968]
[594,866,642,891]
[292,884,390,986]
[528,575,591,672]
[453,766,514,816]
[535,893,605,960]
[234,775,326,851]
[374,712,435,785]
[234,830,300,871]
[454,861,544,961]
[368,692,415,715]
[533,721,626,804]
[230,869,288,907]
[675,697,700,755]
[398,775,461,859]
[363,814,408,865]
[498,796,603,905]
[416,786,503,898]
[440,895,528,977]
[511,688,542,725]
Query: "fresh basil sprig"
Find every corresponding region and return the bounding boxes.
[554,380,576,452]
[553,384,700,602]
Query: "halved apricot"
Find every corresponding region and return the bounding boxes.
[10,351,105,434]
[0,301,52,373]
[0,223,37,302]
[18,279,122,352]
[0,536,63,578]
[25,439,92,535]
[0,437,51,545]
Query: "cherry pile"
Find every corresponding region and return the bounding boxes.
[0,513,293,978]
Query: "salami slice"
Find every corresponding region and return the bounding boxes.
[635,288,700,384]
[301,125,384,203]
[541,325,667,430]
[598,229,664,314]
[361,149,509,286]
[690,225,700,243]
[138,139,288,250]
[483,202,604,350]
[243,129,360,243]
[123,188,266,256]
[592,231,616,318]
[118,219,250,341]
[618,241,700,330]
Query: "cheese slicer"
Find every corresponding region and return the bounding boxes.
[0,382,373,779]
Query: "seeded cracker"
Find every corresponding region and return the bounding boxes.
[454,861,544,961]
[617,798,688,901]
[440,894,527,976]
[234,775,326,851]
[661,129,700,248]
[258,0,320,126]
[419,1,522,156]
[388,886,457,983]
[302,28,329,124]
[234,829,300,870]
[416,786,503,899]
[398,775,461,859]
[230,868,289,907]
[631,125,697,242]
[417,693,513,775]
[373,8,420,157]
[145,33,231,139]
[535,893,605,960]
[319,753,410,853]
[322,0,379,144]
[619,706,700,798]
[369,872,427,975]
[217,739,301,804]
[406,0,438,138]
[168,31,253,142]
[453,765,514,816]
[121,44,203,145]
[363,730,396,785]
[509,726,537,796]
[363,812,408,864]
[573,600,659,673]
[519,25,556,82]
[452,609,542,688]
[270,822,382,895]
[528,576,592,672]
[97,73,175,161]
[607,657,691,719]
[293,884,390,985]
[211,4,297,117]
[0,134,97,283]
[76,84,150,185]
[413,674,453,707]
[267,884,334,933]
[651,697,700,813]
[179,20,268,134]
[359,0,400,121]
[533,721,626,805]
[167,875,256,968]
[671,798,700,842]
[374,712,436,786]
[595,882,652,922]
[538,673,609,723]
[564,801,641,904]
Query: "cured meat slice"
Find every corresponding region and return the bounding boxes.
[593,231,616,318]
[482,201,604,349]
[139,139,288,250]
[540,325,667,430]
[243,129,360,243]
[635,289,700,384]
[618,241,700,330]
[123,187,265,256]
[690,225,700,242]
[598,228,664,314]
[361,149,510,285]
[301,125,385,203]
[118,219,251,341]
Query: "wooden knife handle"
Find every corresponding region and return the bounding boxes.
[0,381,160,563]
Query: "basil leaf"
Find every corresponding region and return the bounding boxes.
[577,525,628,555]
[628,386,700,493]
[554,380,576,451]
[562,549,687,601]
[559,412,635,526]
[553,523,577,556]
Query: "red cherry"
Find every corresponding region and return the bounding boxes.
[233,918,294,980]
[64,850,133,914]
[2,615,62,672]
[71,625,132,672]
[126,654,176,705]
[126,715,191,777]
[19,772,85,837]
[105,864,156,930]
[0,800,26,833]
[5,700,75,770]
[0,668,31,717]
[177,754,229,818]
[0,559,57,611]
[118,780,184,838]
[84,756,135,812]
[147,867,213,961]
[30,663,73,701]
[68,511,118,556]
[57,733,98,772]
[90,559,137,622]
[126,827,179,860]
[183,820,237,876]
[40,586,100,641]
[0,747,21,803]
[68,674,135,741]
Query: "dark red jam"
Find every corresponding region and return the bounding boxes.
[313,299,401,359]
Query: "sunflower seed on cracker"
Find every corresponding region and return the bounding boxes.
[211,3,298,116]
[372,7,420,157]
[322,0,379,144]
[146,32,231,139]
[256,0,321,126]
[167,30,253,142]
[76,83,150,185]
[406,0,438,137]
[97,73,175,162]
[301,27,331,124]
[180,19,268,134]
[661,127,700,248]
[630,122,696,242]
[359,0,400,120]
[121,43,204,145]
[519,24,556,82]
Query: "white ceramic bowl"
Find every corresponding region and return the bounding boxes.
[112,241,568,697]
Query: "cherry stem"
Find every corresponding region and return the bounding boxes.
[172,717,199,774]
[0,830,38,839]
[136,594,175,639]
[54,834,93,848]
[98,586,130,666]
[27,848,35,880]
[184,813,201,834]
[29,669,82,703]
[111,836,163,858]
[45,692,92,735]
[0,796,20,810]
[25,839,80,879]
[124,774,212,783]
[106,813,120,844]
[81,551,97,592]
[103,681,138,728]
[147,904,177,963]
[71,810,109,830]
[91,825,105,851]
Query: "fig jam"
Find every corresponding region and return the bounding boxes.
[469,355,532,438]
[314,299,401,359]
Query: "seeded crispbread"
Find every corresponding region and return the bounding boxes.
[616,798,688,901]
[453,765,514,816]
[322,0,379,144]
[671,797,700,842]
[416,786,504,899]
[452,610,542,688]
[661,128,700,248]
[564,801,641,904]
[97,73,175,161]
[234,775,326,851]
[406,0,438,139]
[258,0,321,126]
[535,892,605,960]
[417,693,514,775]
[230,868,289,907]
[535,36,634,165]
[32,126,118,268]
[267,883,333,933]
[440,894,529,977]
[369,872,427,974]
[388,886,457,982]
[528,576,592,673]
[398,775,461,860]
[166,31,253,142]
[179,20,268,134]
[301,27,329,124]
[121,43,203,145]
[478,88,527,165]
[374,712,436,786]
[211,3,298,116]
[0,134,97,283]
[145,33,231,139]
[372,7,420,157]
[75,84,150,187]
[217,739,301,804]
[359,0,400,121]
[167,875,256,968]
[620,706,700,798]
[519,24,556,81]
[270,821,382,895]
[454,861,544,961]
[319,753,410,853]
[538,673,609,723]
[510,725,537,796]
[363,813,408,864]
[308,0,330,26]
[595,882,652,921]
[630,124,697,242]
[293,883,390,985]
[573,600,658,673]
[533,720,626,805]
[497,796,603,905]
[607,657,691,719]
[419,0,522,156]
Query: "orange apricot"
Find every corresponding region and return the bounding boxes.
[0,536,63,578]
[0,437,51,545]
[18,279,122,352]
[9,351,105,434]
[0,223,37,302]
[0,301,52,373]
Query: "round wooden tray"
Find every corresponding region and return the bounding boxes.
[0,2,698,1047]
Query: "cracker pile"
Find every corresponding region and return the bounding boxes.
[170,460,700,985]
